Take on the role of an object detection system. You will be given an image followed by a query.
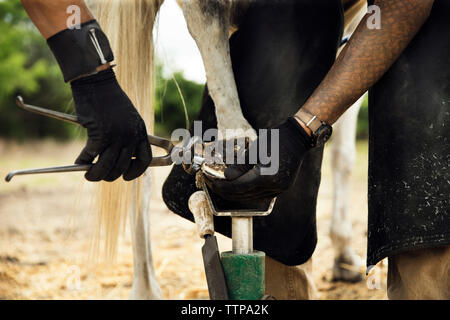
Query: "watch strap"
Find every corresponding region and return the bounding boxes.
[294,109,323,133]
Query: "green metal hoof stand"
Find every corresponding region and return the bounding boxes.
[221,251,265,300]
[190,167,276,300]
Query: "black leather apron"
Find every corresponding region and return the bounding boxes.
[367,0,450,268]
[162,0,344,266]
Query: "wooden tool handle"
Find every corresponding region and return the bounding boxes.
[188,191,214,238]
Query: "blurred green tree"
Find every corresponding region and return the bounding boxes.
[154,64,205,138]
[356,95,369,140]
[0,0,76,141]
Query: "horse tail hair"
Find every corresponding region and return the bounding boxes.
[343,0,367,37]
[86,0,163,262]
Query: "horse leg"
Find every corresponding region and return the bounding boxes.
[177,0,256,140]
[129,170,162,299]
[329,95,364,282]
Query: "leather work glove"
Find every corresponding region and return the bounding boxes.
[71,68,152,182]
[205,118,313,201]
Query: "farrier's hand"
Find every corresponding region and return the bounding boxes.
[205,118,313,201]
[71,68,152,182]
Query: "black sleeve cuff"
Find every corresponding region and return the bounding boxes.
[47,20,114,82]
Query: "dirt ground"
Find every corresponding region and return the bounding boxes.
[0,139,387,300]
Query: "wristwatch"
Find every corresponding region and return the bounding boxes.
[294,109,333,147]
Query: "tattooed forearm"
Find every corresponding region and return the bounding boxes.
[296,0,434,125]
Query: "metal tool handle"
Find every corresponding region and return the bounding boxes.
[5,164,91,182]
[188,191,215,238]
[5,97,176,182]
[16,96,79,124]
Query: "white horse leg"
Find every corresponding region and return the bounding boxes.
[178,0,256,141]
[329,95,365,282]
[129,170,162,299]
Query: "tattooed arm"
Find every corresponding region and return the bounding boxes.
[296,0,434,130]
[206,0,436,201]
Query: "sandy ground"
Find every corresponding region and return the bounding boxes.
[0,139,387,300]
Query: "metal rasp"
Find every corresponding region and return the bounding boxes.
[188,191,229,300]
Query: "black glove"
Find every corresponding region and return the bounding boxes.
[205,117,313,201]
[71,68,152,182]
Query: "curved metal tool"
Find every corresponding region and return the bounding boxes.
[5,164,91,182]
[16,95,79,124]
[5,96,176,182]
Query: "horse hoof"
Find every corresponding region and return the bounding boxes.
[331,254,364,283]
